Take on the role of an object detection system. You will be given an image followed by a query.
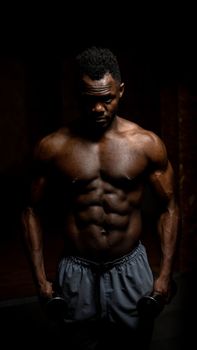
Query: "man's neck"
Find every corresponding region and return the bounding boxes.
[75,115,118,141]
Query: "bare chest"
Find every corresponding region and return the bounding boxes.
[54,137,148,183]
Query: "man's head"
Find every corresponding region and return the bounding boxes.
[75,46,122,83]
[75,46,124,134]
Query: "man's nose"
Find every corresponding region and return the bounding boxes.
[92,102,105,113]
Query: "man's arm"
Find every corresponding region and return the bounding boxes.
[22,141,54,299]
[148,136,180,301]
[22,179,54,299]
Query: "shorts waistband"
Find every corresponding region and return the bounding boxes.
[67,241,143,272]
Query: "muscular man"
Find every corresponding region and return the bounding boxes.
[22,46,179,349]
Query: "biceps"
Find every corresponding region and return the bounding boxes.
[31,177,47,205]
[149,162,175,202]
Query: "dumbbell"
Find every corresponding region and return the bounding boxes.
[137,280,177,318]
[137,292,165,318]
[45,295,67,321]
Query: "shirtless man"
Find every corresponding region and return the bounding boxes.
[22,46,179,349]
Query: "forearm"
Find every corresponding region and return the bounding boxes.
[22,207,48,289]
[154,202,179,295]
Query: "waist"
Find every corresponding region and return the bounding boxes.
[65,240,142,272]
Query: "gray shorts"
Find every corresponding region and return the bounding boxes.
[57,241,154,329]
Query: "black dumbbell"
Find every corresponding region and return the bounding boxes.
[45,295,67,321]
[137,280,177,318]
[137,292,165,318]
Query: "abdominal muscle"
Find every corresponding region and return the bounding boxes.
[64,200,142,262]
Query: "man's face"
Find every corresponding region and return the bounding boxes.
[79,73,124,131]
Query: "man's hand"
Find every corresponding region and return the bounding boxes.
[39,280,54,300]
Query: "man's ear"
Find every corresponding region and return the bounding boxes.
[119,82,125,98]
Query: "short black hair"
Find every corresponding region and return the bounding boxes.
[75,46,121,82]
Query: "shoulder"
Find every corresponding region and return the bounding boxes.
[118,117,168,168]
[34,127,69,162]
[139,128,168,166]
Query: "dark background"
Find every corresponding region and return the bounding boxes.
[0,9,196,349]
[0,13,197,301]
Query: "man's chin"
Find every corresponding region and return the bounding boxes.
[81,117,114,137]
[93,121,110,132]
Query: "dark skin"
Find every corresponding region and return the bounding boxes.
[22,73,179,304]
